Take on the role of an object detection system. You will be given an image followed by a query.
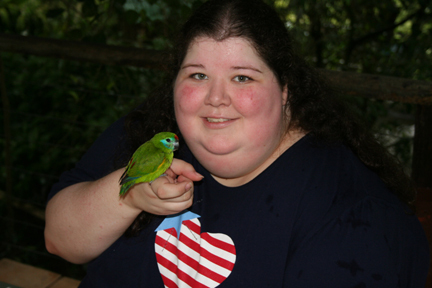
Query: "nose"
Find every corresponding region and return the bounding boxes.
[204,79,231,107]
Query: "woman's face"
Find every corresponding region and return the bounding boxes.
[174,37,289,186]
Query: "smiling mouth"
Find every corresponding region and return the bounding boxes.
[206,118,231,123]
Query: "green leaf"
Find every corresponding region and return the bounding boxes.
[68,90,80,102]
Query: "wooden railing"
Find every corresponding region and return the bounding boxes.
[0,258,80,288]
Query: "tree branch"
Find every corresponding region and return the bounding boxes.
[0,33,167,69]
[1,32,431,104]
[352,5,425,47]
[322,69,432,104]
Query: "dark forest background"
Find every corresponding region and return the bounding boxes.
[1,0,431,281]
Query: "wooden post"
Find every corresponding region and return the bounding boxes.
[413,104,432,190]
[412,104,432,288]
[0,54,15,240]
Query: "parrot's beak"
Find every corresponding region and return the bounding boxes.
[173,141,179,151]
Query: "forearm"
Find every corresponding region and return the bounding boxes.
[44,168,141,264]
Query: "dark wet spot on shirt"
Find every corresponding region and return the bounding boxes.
[353,282,366,288]
[371,273,382,281]
[337,259,364,276]
[266,194,273,205]
[269,205,274,212]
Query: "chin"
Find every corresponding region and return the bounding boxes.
[194,150,236,172]
[192,140,238,157]
[202,138,239,154]
[208,166,243,181]
[202,153,253,177]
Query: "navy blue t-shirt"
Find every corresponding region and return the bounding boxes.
[48,119,429,287]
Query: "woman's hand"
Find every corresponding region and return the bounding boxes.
[121,158,203,215]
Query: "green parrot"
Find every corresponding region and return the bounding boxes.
[119,132,179,196]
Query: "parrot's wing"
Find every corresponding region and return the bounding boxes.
[120,142,169,185]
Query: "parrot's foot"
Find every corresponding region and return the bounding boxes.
[149,174,167,184]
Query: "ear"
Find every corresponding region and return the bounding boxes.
[281,84,291,130]
[281,84,288,106]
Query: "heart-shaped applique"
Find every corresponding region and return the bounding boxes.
[155,217,236,288]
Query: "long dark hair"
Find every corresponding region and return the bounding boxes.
[121,0,415,236]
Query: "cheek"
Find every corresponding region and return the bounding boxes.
[174,83,205,140]
[235,86,284,146]
[174,84,202,115]
[234,86,281,118]
[232,87,259,115]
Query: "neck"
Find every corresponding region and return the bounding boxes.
[212,129,306,187]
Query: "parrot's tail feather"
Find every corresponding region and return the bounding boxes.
[119,181,136,196]
[119,168,130,184]
[119,176,139,186]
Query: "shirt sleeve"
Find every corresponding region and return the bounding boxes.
[284,196,430,288]
[47,117,127,202]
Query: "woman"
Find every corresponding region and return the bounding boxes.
[45,0,429,287]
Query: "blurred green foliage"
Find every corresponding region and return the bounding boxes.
[273,0,431,170]
[0,0,431,280]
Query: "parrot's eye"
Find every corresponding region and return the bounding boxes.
[166,139,171,143]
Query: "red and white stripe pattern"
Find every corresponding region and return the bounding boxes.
[155,218,236,288]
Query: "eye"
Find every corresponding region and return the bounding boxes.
[233,75,252,83]
[165,138,171,143]
[191,73,208,80]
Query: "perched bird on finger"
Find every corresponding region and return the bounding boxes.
[119,132,179,196]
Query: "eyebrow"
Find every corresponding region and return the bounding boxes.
[232,66,262,73]
[180,64,263,73]
[181,64,204,70]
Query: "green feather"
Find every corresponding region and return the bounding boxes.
[119,132,179,196]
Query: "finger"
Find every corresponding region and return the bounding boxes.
[153,181,193,201]
[152,198,194,215]
[163,189,193,203]
[170,159,203,181]
[164,168,176,179]
[150,174,175,189]
[177,175,194,184]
